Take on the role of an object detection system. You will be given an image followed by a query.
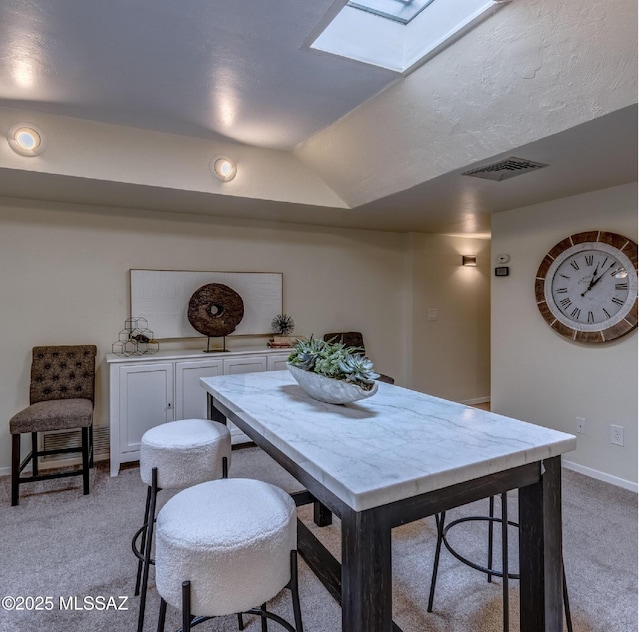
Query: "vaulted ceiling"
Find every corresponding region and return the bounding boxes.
[0,0,636,234]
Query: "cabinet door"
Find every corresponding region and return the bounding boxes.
[175,359,224,420]
[267,353,290,371]
[119,363,174,453]
[223,356,267,375]
[222,355,268,443]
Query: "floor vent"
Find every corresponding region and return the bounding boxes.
[40,425,109,465]
[462,156,549,181]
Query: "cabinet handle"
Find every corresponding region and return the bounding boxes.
[167,402,172,409]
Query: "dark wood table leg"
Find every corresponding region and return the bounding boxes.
[314,500,333,526]
[518,456,563,632]
[207,393,227,425]
[341,506,393,632]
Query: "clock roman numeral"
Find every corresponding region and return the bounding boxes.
[611,297,624,306]
[559,298,572,309]
[570,260,580,271]
[587,311,594,323]
[615,282,629,291]
[570,307,581,319]
[610,266,625,277]
[603,307,611,318]
[585,254,594,266]
[559,274,571,279]
[556,287,568,294]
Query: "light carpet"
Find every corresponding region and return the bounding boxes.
[0,447,636,632]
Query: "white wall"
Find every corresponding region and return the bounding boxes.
[0,199,407,471]
[491,183,638,487]
[0,198,496,473]
[408,233,491,402]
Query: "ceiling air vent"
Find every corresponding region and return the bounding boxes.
[462,157,549,182]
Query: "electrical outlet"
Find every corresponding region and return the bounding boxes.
[610,425,624,447]
[576,417,586,434]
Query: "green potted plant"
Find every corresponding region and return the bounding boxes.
[287,336,380,404]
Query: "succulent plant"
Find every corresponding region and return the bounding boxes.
[288,336,379,389]
[338,354,378,385]
[287,335,324,370]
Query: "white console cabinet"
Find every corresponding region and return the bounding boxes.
[107,348,290,476]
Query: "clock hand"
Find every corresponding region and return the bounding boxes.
[581,263,601,297]
[590,260,618,289]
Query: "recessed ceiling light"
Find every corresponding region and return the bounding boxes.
[210,156,237,182]
[7,122,46,156]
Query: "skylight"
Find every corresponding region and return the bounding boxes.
[347,0,436,25]
[311,0,512,74]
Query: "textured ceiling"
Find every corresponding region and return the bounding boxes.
[0,0,636,234]
[0,0,397,150]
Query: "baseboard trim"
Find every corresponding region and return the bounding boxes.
[562,458,638,493]
[461,396,491,405]
[0,465,9,477]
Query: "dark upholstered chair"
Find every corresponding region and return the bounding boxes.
[322,332,394,384]
[10,345,97,506]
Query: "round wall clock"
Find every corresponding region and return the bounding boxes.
[535,231,638,343]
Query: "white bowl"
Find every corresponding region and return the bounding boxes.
[287,363,378,405]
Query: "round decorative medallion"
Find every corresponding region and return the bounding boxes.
[535,231,638,343]
[187,284,244,337]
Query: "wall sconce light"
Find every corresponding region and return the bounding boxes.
[210,156,237,182]
[7,122,46,156]
[462,255,477,267]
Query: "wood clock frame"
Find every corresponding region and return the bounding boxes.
[535,231,638,343]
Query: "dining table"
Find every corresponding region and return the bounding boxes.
[200,370,576,632]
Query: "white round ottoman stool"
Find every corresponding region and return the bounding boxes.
[155,478,303,632]
[133,418,232,632]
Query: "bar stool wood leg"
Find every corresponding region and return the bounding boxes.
[81,426,90,495]
[31,432,38,477]
[11,434,20,506]
[89,424,95,469]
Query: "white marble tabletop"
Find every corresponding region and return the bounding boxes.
[201,371,576,511]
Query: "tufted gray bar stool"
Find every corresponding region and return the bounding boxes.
[133,418,232,632]
[155,478,303,632]
[9,345,97,507]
